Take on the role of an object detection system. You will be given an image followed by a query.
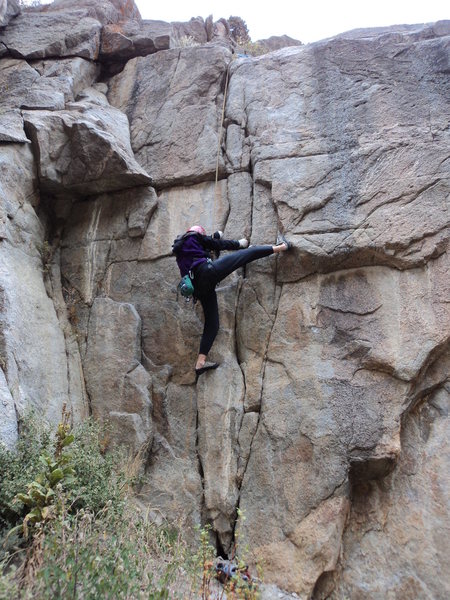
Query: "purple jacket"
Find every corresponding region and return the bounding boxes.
[173,233,240,277]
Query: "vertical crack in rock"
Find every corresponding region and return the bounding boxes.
[231,279,285,548]
[195,391,207,523]
[83,301,94,416]
[247,151,256,242]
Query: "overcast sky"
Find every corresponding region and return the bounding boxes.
[135,0,448,44]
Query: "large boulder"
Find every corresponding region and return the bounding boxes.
[171,17,208,45]
[254,34,303,54]
[0,0,142,61]
[100,20,171,65]
[50,0,141,23]
[237,255,449,594]
[224,22,450,595]
[0,9,102,60]
[0,57,99,119]
[23,95,151,196]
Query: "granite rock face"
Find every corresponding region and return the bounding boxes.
[23,98,152,195]
[100,19,171,65]
[329,384,450,600]
[0,2,449,596]
[108,45,232,187]
[85,297,153,454]
[0,143,89,448]
[0,0,19,28]
[0,9,102,60]
[255,34,303,53]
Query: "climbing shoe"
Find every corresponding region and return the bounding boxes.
[195,362,219,383]
[277,233,293,250]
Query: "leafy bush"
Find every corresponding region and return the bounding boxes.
[66,419,128,515]
[13,422,75,538]
[0,415,127,546]
[235,40,266,57]
[0,415,53,539]
[0,415,260,599]
[23,508,178,599]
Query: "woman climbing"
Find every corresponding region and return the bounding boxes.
[172,225,292,382]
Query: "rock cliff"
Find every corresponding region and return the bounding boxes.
[0,1,449,597]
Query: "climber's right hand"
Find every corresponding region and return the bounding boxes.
[238,238,249,248]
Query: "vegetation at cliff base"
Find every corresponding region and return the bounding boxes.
[0,414,259,599]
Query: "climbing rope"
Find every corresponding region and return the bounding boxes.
[213,60,231,217]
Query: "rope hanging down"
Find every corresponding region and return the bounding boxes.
[213,61,231,208]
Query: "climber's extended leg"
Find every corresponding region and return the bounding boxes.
[211,242,289,283]
[195,290,220,381]
[193,241,290,382]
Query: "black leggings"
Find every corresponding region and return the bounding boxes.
[193,245,273,355]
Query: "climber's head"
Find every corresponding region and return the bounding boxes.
[187,225,206,235]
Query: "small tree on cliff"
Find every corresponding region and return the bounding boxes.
[228,16,252,45]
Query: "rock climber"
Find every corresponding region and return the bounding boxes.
[172,225,292,382]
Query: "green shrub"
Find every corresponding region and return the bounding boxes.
[0,415,127,547]
[13,422,75,538]
[0,415,177,598]
[0,415,261,599]
[0,415,53,539]
[66,419,128,515]
[30,509,175,599]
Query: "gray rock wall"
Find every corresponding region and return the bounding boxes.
[0,2,449,596]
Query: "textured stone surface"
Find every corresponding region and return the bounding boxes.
[227,27,449,277]
[329,383,450,600]
[23,99,151,196]
[0,361,17,449]
[229,22,448,596]
[0,144,88,429]
[0,9,102,60]
[0,0,19,28]
[51,0,141,24]
[108,45,232,187]
[100,19,170,63]
[0,57,99,114]
[0,7,449,597]
[255,34,303,53]
[0,0,142,59]
[137,382,203,533]
[85,298,153,453]
[0,109,28,143]
[197,338,245,550]
[171,17,208,45]
[139,181,228,260]
[237,256,449,594]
